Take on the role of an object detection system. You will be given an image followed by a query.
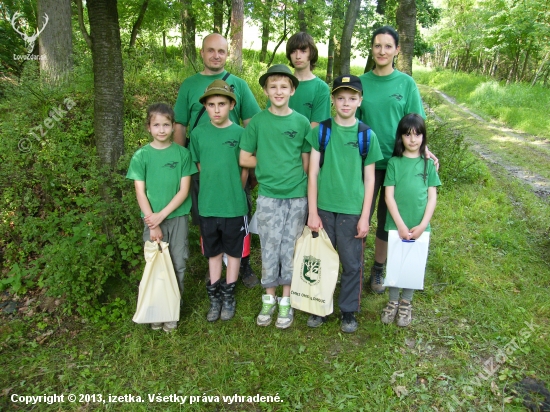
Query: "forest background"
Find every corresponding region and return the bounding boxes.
[0,0,549,410]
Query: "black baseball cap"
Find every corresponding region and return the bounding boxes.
[332,75,362,94]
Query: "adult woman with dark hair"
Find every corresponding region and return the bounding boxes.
[358,26,437,294]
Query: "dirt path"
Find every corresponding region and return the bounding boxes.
[420,86,550,198]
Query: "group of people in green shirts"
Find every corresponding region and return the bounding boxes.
[126,26,440,334]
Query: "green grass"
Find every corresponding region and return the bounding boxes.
[413,67,550,138]
[1,49,549,411]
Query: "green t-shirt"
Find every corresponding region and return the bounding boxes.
[267,76,331,123]
[189,122,248,218]
[126,143,198,218]
[357,70,426,170]
[240,109,311,199]
[174,70,261,133]
[306,120,384,215]
[383,156,441,231]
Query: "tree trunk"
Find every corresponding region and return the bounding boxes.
[76,0,92,49]
[129,0,149,48]
[259,0,274,63]
[339,0,360,75]
[213,0,223,33]
[330,0,345,78]
[326,36,334,84]
[229,0,244,71]
[297,0,307,32]
[38,0,72,84]
[180,0,197,67]
[87,0,124,169]
[396,0,416,75]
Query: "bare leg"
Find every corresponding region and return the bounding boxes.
[226,255,241,284]
[209,254,223,284]
[374,237,388,264]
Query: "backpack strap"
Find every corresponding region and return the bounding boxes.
[318,118,332,168]
[357,121,371,180]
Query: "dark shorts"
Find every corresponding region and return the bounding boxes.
[199,215,249,258]
[369,169,389,242]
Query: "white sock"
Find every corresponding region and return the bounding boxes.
[279,296,290,306]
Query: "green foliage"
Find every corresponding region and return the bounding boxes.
[414,67,550,137]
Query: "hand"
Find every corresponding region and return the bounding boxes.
[144,212,165,229]
[355,216,370,239]
[398,226,412,240]
[307,213,323,232]
[425,147,439,170]
[409,225,426,240]
[149,226,163,242]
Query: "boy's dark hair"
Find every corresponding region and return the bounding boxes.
[286,32,319,70]
[146,103,175,125]
[394,113,428,181]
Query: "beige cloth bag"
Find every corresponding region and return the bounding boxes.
[132,241,181,324]
[290,226,339,317]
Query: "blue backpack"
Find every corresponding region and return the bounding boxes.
[318,118,372,178]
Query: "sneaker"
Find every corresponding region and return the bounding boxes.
[381,301,399,324]
[275,297,294,329]
[256,295,277,326]
[307,314,327,328]
[341,312,358,333]
[240,258,260,288]
[163,321,178,333]
[151,323,163,331]
[370,265,386,294]
[396,301,412,327]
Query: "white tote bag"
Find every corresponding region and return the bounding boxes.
[132,241,181,324]
[383,230,430,290]
[290,227,339,317]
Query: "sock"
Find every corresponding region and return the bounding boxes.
[374,261,384,270]
[279,297,290,306]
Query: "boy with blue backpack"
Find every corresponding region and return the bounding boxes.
[306,75,383,333]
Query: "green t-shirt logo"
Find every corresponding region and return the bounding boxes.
[283,130,298,139]
[301,256,321,285]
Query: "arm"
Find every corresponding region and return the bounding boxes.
[425,147,439,170]
[239,150,257,168]
[310,121,319,129]
[385,185,411,240]
[301,152,310,174]
[242,118,252,128]
[356,163,375,238]
[409,186,437,239]
[241,167,249,189]
[144,176,191,229]
[307,148,323,231]
[134,180,163,242]
[173,123,187,147]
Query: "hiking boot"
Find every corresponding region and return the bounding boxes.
[220,280,237,321]
[396,300,412,327]
[341,312,358,333]
[240,257,259,288]
[151,323,163,331]
[370,265,386,294]
[307,314,327,328]
[381,301,399,324]
[257,294,277,326]
[205,279,222,322]
[275,297,294,329]
[163,321,178,333]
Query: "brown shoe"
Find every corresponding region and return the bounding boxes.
[396,300,412,327]
[381,301,399,324]
[370,265,386,294]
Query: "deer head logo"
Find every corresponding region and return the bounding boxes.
[10,12,49,55]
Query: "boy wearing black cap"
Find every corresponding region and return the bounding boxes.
[240,64,311,329]
[306,75,383,333]
[189,80,250,322]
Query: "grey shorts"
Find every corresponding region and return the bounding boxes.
[256,195,307,288]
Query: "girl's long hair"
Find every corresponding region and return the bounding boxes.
[393,113,429,181]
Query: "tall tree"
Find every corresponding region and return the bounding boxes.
[297,0,307,32]
[181,0,197,66]
[259,0,274,62]
[229,0,243,70]
[87,0,124,169]
[339,0,361,75]
[396,0,416,75]
[213,0,224,33]
[129,0,149,47]
[38,0,72,83]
